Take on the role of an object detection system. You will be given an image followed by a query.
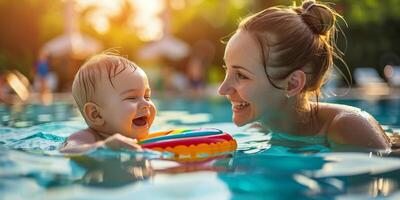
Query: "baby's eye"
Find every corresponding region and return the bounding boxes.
[126,97,137,100]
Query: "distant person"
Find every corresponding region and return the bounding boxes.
[187,40,216,96]
[218,1,392,150]
[187,56,206,96]
[36,51,53,104]
[60,52,156,153]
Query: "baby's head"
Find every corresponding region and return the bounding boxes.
[72,53,156,139]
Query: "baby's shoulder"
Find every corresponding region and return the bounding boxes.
[66,128,97,145]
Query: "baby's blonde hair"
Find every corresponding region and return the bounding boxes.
[72,52,138,119]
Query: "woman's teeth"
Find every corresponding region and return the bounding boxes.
[232,101,250,109]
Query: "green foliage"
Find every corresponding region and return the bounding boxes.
[343,0,400,24]
[0,0,44,78]
[334,0,400,78]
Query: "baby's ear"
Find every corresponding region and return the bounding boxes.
[83,102,105,126]
[285,69,306,98]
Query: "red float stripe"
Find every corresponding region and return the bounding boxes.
[141,132,234,149]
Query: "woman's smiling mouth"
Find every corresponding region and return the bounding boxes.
[231,101,250,112]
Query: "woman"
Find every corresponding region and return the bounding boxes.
[218,1,391,150]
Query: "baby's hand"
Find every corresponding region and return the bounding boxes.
[101,134,142,151]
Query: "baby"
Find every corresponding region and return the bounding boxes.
[60,53,156,153]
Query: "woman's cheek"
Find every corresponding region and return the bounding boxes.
[239,85,257,101]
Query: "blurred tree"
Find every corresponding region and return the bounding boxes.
[0,0,47,78]
[171,0,400,84]
[171,0,254,82]
[337,0,400,82]
[0,0,400,85]
[79,0,142,58]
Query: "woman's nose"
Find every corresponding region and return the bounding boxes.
[218,78,234,95]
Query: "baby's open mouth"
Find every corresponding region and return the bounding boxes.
[133,116,148,126]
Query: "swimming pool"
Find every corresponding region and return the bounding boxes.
[1,96,400,200]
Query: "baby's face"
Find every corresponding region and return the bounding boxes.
[94,67,156,139]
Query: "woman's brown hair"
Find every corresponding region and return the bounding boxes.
[238,0,347,113]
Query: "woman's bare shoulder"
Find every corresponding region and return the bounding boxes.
[318,103,391,149]
[318,102,360,114]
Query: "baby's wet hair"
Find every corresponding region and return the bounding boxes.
[72,51,138,115]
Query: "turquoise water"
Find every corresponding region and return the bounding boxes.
[1,97,400,200]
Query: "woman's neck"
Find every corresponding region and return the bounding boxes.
[261,100,320,136]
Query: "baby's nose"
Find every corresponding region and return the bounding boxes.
[140,100,151,109]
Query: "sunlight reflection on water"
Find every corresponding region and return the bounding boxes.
[0,98,400,199]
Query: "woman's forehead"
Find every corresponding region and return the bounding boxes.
[226,31,257,53]
[224,30,264,69]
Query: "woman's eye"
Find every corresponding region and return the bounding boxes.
[144,96,151,100]
[237,72,248,79]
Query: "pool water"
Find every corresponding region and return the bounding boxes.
[1,97,400,200]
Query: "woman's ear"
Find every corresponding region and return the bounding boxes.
[83,102,105,126]
[286,70,306,97]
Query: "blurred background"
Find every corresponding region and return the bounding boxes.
[0,0,400,104]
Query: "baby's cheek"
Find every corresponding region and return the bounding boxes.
[123,103,138,115]
[151,103,157,113]
[150,106,157,123]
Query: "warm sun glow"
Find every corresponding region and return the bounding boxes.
[75,0,124,34]
[131,0,165,41]
[170,0,186,10]
[75,0,165,41]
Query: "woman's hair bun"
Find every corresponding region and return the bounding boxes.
[301,1,336,35]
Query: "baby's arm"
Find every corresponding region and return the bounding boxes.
[60,129,141,153]
[59,129,100,153]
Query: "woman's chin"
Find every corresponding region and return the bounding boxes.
[232,105,255,126]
